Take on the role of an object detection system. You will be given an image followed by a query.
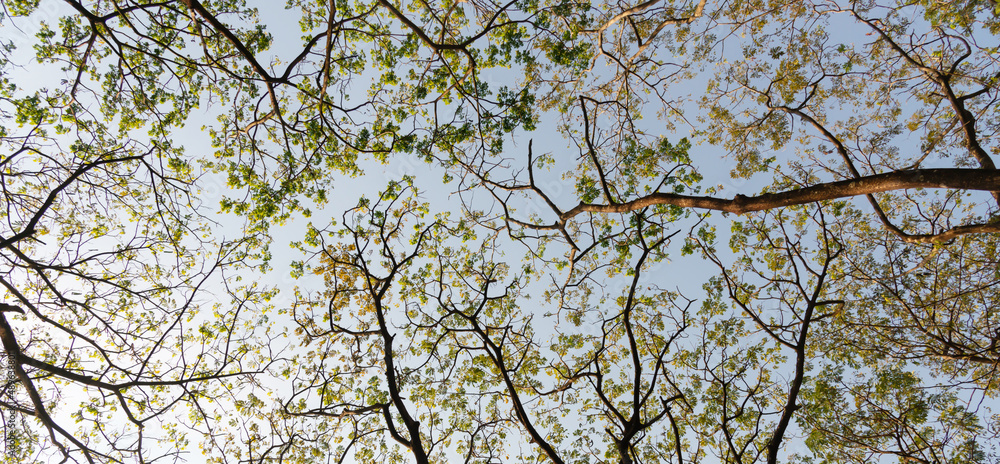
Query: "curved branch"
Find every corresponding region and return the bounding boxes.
[548,167,1000,218]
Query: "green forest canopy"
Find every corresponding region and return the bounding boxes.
[1,0,1000,462]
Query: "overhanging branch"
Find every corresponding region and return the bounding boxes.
[558,169,1000,217]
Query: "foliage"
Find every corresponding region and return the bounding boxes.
[1,0,999,462]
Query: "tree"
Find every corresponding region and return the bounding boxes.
[0,7,279,461]
[1,0,999,462]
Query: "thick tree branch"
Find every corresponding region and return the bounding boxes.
[0,150,146,250]
[767,101,996,244]
[550,168,1000,218]
[0,309,105,463]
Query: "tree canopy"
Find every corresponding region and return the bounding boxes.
[1,0,1000,462]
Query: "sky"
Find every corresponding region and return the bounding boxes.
[1,1,996,462]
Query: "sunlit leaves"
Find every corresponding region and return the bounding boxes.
[5,0,1000,462]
